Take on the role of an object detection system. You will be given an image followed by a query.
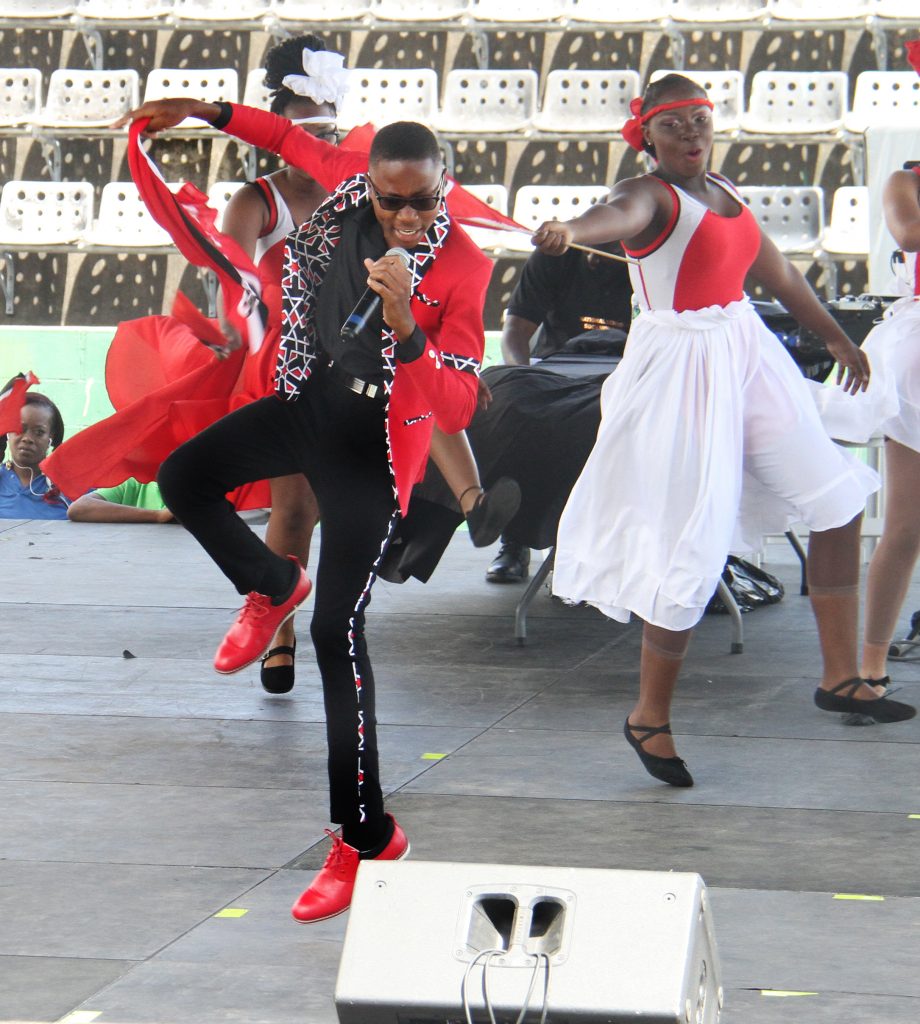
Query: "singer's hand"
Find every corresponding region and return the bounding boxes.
[364,255,415,341]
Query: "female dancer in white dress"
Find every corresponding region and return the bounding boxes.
[859,164,920,692]
[533,74,916,787]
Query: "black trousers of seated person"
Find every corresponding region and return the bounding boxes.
[158,368,398,835]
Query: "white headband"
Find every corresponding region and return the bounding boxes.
[281,48,349,109]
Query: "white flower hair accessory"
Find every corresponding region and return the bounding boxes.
[281,48,349,108]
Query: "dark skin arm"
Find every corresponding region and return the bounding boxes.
[748,233,868,394]
[884,169,920,253]
[68,491,174,523]
[500,313,539,366]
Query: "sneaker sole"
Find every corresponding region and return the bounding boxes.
[215,581,312,676]
[291,841,411,925]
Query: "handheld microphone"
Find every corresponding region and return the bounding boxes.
[340,247,411,341]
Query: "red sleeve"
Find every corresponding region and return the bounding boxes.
[400,248,493,433]
[223,104,368,193]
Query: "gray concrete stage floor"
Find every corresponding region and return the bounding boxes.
[2,517,919,1024]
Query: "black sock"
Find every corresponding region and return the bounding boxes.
[343,815,393,858]
[269,559,299,606]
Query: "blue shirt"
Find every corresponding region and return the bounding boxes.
[0,462,69,520]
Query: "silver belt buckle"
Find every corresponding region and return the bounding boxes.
[365,381,379,399]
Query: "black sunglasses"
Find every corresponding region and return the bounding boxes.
[367,171,445,212]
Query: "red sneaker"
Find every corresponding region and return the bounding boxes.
[213,556,312,675]
[291,815,409,924]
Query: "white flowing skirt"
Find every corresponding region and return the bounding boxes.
[812,296,920,454]
[552,299,879,631]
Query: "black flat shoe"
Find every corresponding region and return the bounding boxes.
[842,676,892,726]
[623,719,694,788]
[260,639,296,695]
[466,478,522,548]
[815,677,915,724]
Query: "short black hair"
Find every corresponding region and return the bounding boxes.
[264,34,332,116]
[369,121,442,167]
[0,377,65,460]
[639,74,708,157]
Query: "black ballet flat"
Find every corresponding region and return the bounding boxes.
[842,676,893,726]
[814,677,915,724]
[623,719,694,788]
[466,477,522,548]
[260,639,296,695]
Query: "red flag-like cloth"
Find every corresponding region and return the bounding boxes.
[907,40,920,75]
[0,371,39,434]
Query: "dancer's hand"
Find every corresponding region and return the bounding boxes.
[531,220,573,255]
[364,254,415,341]
[111,98,220,135]
[477,376,492,411]
[826,336,871,394]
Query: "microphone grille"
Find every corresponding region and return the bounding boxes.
[385,246,412,268]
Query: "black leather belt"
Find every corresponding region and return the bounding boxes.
[326,361,385,401]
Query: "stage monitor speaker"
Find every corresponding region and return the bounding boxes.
[335,860,721,1024]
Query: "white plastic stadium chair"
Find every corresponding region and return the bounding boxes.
[337,68,438,130]
[670,0,768,21]
[844,72,920,133]
[0,68,41,128]
[0,0,74,14]
[0,180,93,246]
[452,182,511,251]
[208,180,246,232]
[373,0,467,19]
[75,0,172,16]
[172,0,269,19]
[87,181,174,247]
[143,68,239,128]
[533,69,640,133]
[242,68,271,111]
[649,69,744,134]
[36,69,139,127]
[739,185,825,255]
[437,69,538,133]
[469,0,565,20]
[267,0,372,21]
[768,0,873,19]
[821,186,869,255]
[741,71,847,135]
[567,0,670,20]
[504,184,609,251]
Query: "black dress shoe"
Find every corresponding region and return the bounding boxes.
[260,639,296,695]
[815,677,915,723]
[486,541,530,584]
[466,477,521,548]
[623,719,694,788]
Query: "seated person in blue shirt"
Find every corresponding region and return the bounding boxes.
[68,478,174,523]
[0,385,68,520]
[487,244,632,583]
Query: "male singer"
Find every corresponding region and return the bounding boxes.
[120,97,492,923]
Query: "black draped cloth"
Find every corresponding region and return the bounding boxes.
[381,358,614,583]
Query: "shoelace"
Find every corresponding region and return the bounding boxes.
[321,830,353,877]
[235,591,271,624]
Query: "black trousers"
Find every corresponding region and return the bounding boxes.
[158,366,398,830]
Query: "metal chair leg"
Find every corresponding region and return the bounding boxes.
[514,547,555,645]
[784,529,808,595]
[717,576,744,654]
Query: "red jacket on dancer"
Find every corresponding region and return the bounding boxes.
[219,102,492,513]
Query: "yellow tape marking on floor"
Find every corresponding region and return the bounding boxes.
[59,1013,102,1024]
[908,814,920,819]
[833,893,885,901]
[421,752,447,760]
[760,990,819,998]
[215,908,249,918]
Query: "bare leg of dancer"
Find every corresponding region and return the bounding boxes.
[263,473,320,669]
[809,514,881,698]
[626,624,693,758]
[428,428,482,517]
[862,440,920,687]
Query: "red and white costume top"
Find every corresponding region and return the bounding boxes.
[624,174,762,314]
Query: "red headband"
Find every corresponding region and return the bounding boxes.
[621,96,714,152]
[907,39,920,75]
